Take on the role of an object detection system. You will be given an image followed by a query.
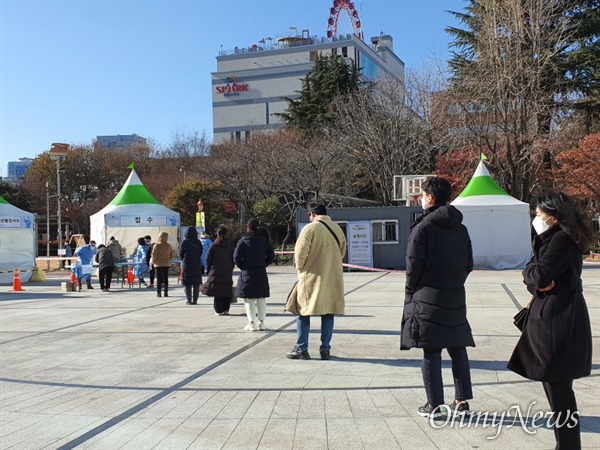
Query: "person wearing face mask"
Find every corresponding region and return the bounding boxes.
[508,190,593,450]
[144,235,155,288]
[134,237,149,287]
[74,240,97,289]
[400,177,475,419]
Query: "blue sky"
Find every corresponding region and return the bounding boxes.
[0,0,466,176]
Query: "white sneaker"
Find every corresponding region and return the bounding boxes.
[244,323,258,331]
[258,322,266,331]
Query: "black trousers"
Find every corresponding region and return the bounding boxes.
[422,347,473,406]
[149,267,155,285]
[542,380,581,450]
[156,267,169,293]
[184,284,199,303]
[214,296,231,314]
[99,267,114,290]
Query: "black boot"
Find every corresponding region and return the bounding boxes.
[87,280,93,289]
[164,290,168,297]
[157,291,161,297]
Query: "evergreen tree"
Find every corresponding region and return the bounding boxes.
[444,0,600,201]
[275,53,363,130]
[447,0,599,119]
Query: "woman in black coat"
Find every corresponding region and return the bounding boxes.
[201,226,235,315]
[234,218,275,331]
[508,191,593,450]
[179,227,203,305]
[400,177,475,418]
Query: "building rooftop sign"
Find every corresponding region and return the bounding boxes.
[215,76,249,97]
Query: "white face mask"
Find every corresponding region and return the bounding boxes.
[532,216,551,235]
[420,194,429,210]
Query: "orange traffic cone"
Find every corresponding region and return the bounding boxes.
[70,270,78,288]
[127,267,134,286]
[10,268,25,292]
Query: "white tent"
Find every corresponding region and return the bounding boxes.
[451,161,531,269]
[0,196,36,284]
[90,169,180,257]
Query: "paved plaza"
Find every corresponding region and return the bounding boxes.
[0,265,598,449]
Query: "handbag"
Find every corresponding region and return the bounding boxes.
[513,307,529,331]
[513,297,535,331]
[200,281,210,296]
[284,281,300,314]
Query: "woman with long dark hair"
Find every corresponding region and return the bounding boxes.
[508,190,593,450]
[201,226,235,315]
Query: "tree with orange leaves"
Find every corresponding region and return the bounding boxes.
[434,147,479,197]
[554,132,600,213]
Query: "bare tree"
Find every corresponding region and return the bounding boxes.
[330,73,441,204]
[202,129,354,246]
[446,0,585,201]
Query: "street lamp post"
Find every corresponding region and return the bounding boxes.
[46,182,50,269]
[56,158,62,250]
[45,182,59,269]
[49,143,69,252]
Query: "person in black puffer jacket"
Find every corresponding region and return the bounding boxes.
[201,226,235,315]
[94,244,115,292]
[234,218,275,331]
[179,227,203,305]
[400,177,475,419]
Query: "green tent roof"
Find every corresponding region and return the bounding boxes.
[109,170,161,205]
[458,161,509,197]
[0,196,9,204]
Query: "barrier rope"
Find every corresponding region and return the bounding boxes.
[4,255,408,274]
[274,250,404,273]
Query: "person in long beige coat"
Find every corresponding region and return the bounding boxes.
[149,231,173,298]
[285,203,346,360]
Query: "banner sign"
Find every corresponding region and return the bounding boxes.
[0,216,23,228]
[120,215,168,227]
[348,221,373,267]
[0,216,32,228]
[196,212,205,227]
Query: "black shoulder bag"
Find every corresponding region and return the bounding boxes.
[315,220,341,249]
[285,220,342,314]
[513,296,534,331]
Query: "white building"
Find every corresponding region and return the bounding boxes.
[95,134,147,151]
[212,32,405,143]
